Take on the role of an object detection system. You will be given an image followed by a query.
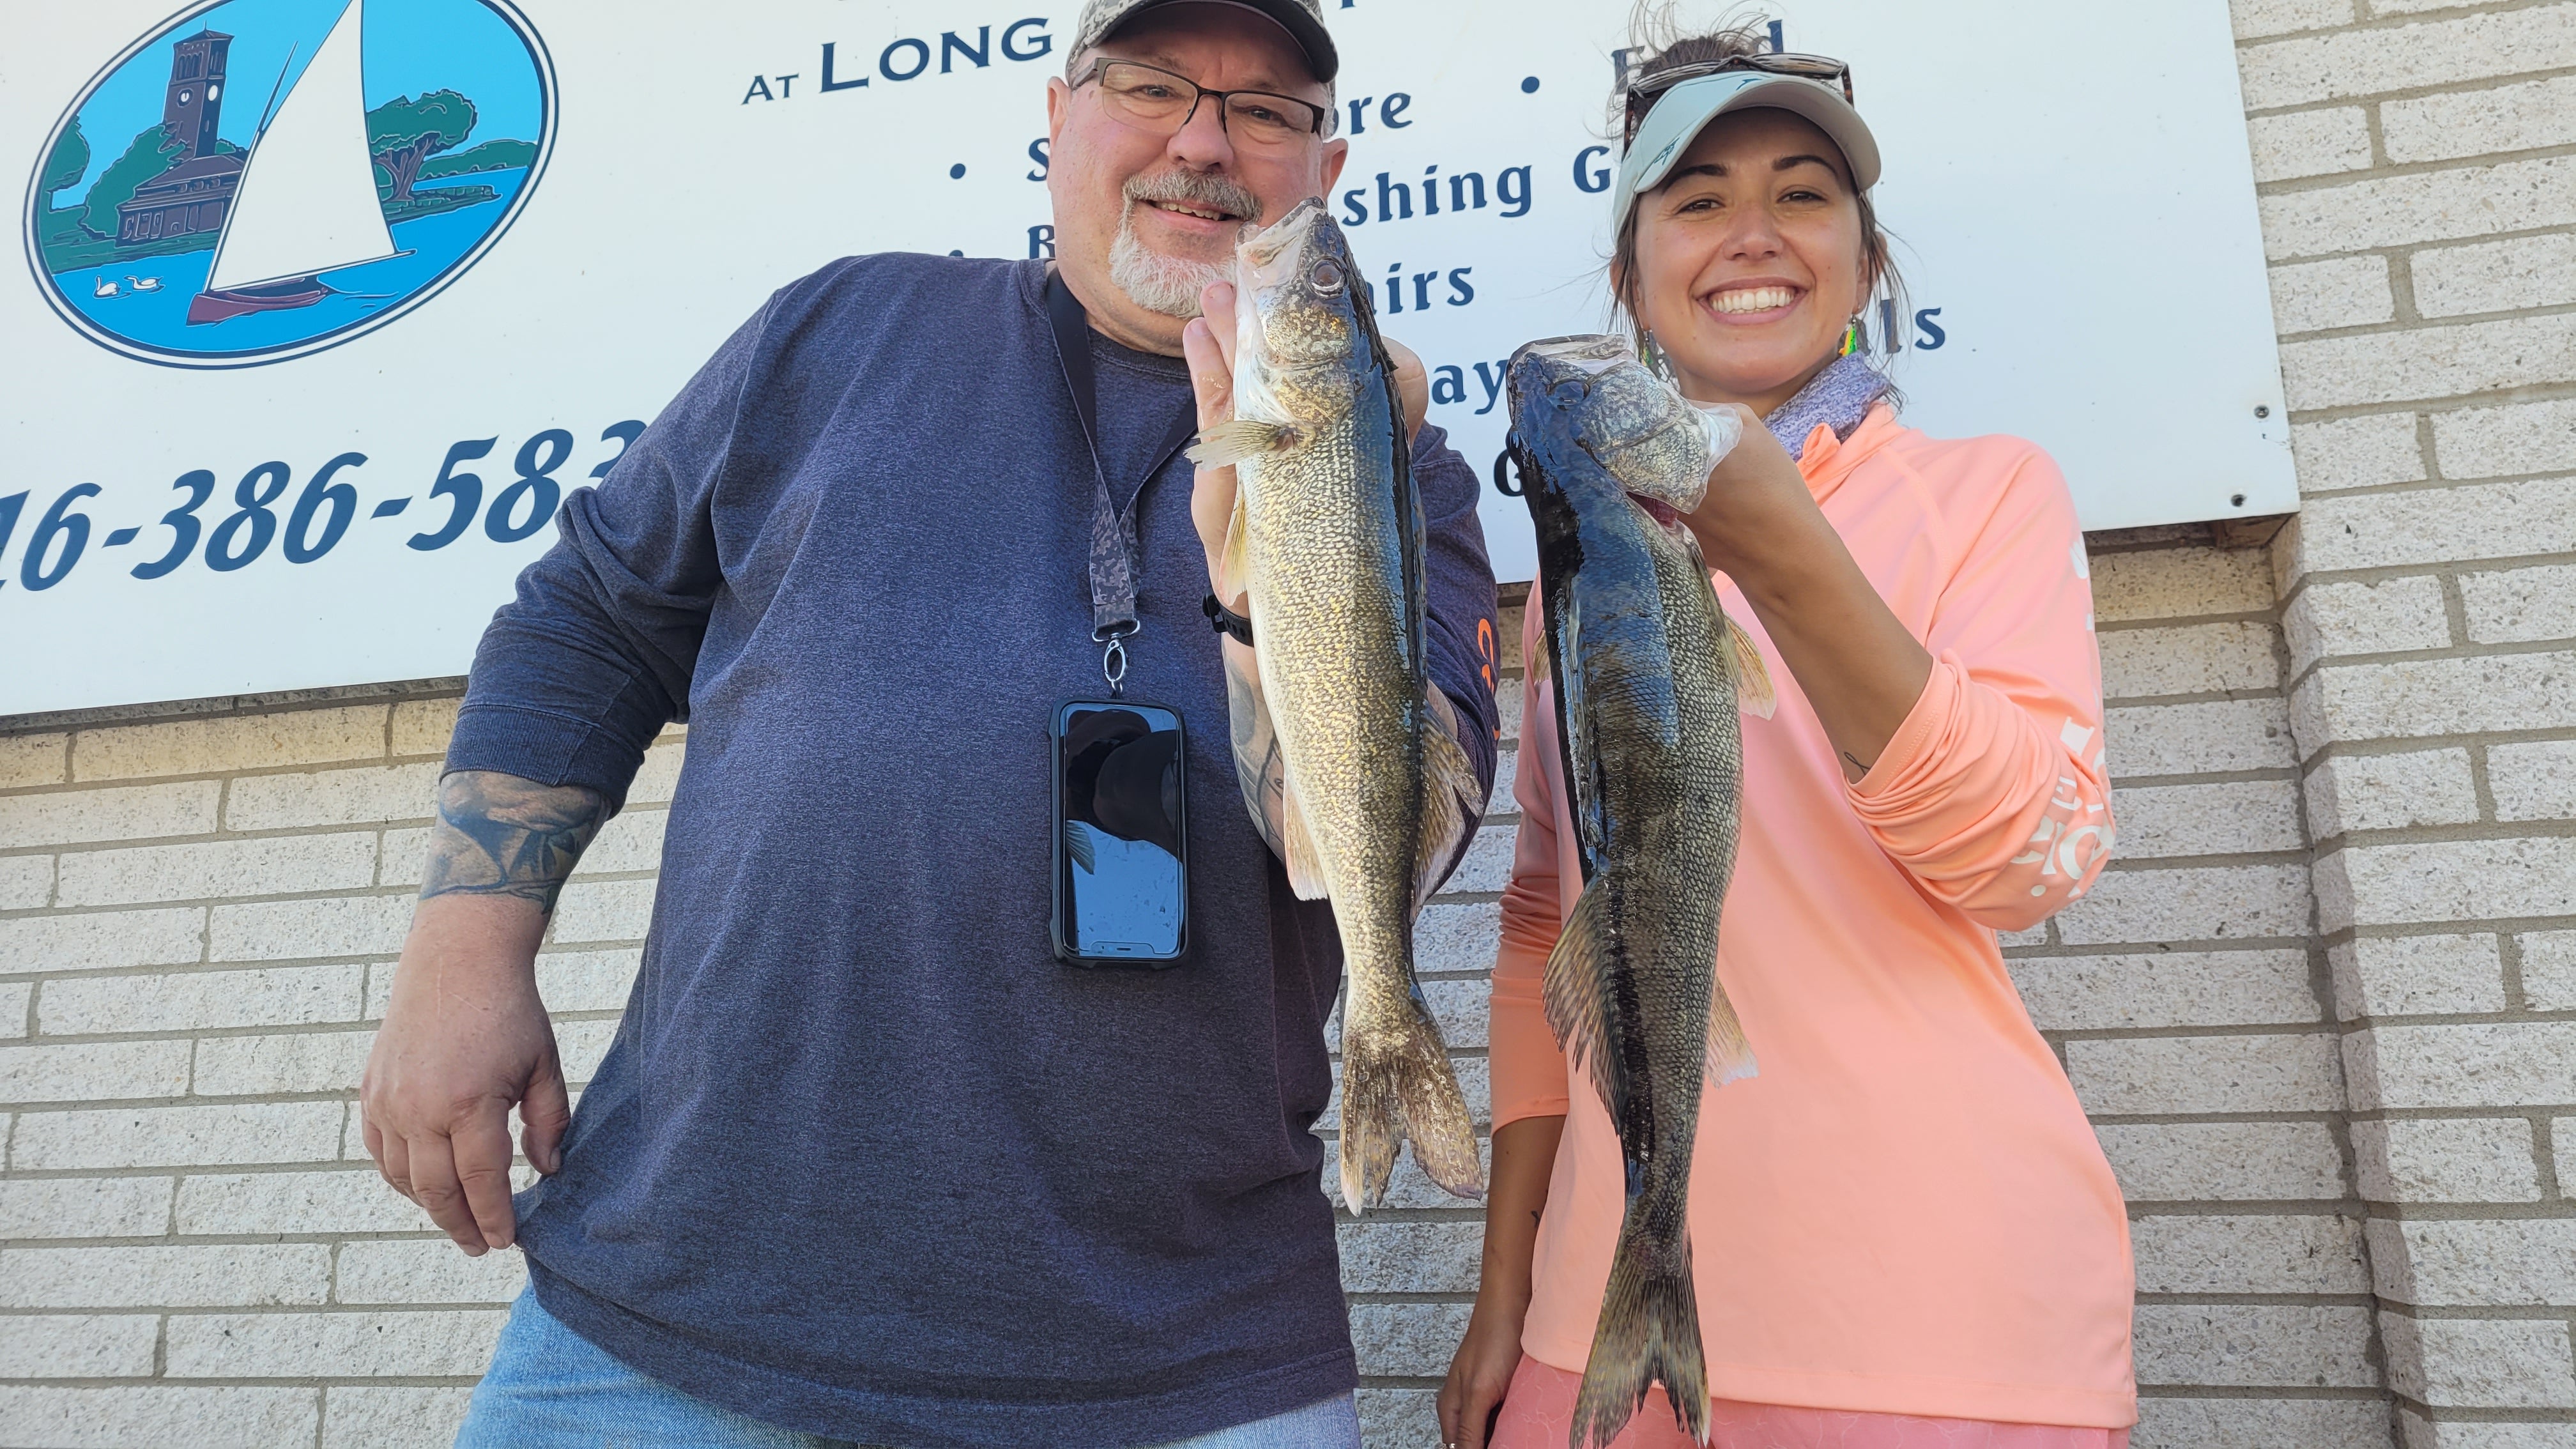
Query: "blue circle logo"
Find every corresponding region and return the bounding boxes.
[24,0,555,369]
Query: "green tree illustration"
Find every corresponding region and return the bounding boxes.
[42,117,90,201]
[367,90,477,206]
[80,121,189,238]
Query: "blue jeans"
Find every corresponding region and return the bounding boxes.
[457,1287,1364,1448]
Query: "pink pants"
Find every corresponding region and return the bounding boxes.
[1488,1356,2133,1449]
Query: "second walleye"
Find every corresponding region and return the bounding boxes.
[1507,335,1772,1448]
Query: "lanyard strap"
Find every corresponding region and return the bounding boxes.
[1045,270,1200,691]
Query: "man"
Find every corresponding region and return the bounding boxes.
[358,1,1501,1445]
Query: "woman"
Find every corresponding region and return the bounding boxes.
[1438,21,2134,1449]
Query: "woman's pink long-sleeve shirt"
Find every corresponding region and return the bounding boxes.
[1492,406,2135,1430]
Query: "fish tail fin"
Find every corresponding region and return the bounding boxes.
[1339,992,1484,1211]
[1541,884,1619,1114]
[1724,613,1776,719]
[1412,720,1484,913]
[1188,419,1303,468]
[1569,1215,1710,1449]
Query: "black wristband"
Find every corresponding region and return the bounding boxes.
[1202,594,1253,647]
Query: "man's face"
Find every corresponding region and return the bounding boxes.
[1045,3,1349,351]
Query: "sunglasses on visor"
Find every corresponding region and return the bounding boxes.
[1622,52,1856,143]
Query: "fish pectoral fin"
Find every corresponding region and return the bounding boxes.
[1278,778,1331,901]
[1410,723,1484,914]
[1705,986,1759,1087]
[1188,419,1303,468]
[1214,487,1252,606]
[1726,613,1778,720]
[1540,884,1619,1117]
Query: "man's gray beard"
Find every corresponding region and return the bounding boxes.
[1105,172,1264,319]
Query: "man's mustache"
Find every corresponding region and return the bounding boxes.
[1121,170,1263,226]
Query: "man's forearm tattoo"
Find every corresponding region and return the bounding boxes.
[419,770,609,914]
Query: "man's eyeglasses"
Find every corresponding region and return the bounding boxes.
[1622,53,1855,142]
[1072,59,1331,152]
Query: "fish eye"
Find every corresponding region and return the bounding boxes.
[1310,260,1344,293]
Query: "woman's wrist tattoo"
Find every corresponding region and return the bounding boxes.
[419,770,609,914]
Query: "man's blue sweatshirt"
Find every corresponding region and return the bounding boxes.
[447,254,1501,1448]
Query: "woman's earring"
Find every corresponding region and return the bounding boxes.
[1640,329,1675,381]
[1838,317,1865,358]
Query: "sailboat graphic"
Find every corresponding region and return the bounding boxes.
[188,0,405,325]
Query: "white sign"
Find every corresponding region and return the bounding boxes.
[4,0,2291,717]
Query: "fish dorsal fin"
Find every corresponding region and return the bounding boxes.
[1214,487,1252,608]
[1411,721,1483,914]
[1540,884,1619,1117]
[1726,613,1777,719]
[1189,419,1303,469]
[1278,776,1330,901]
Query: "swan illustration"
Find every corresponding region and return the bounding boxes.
[93,275,119,298]
[127,275,163,293]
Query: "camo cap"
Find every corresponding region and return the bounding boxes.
[1071,0,1339,84]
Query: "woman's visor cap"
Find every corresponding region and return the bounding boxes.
[1614,72,1882,232]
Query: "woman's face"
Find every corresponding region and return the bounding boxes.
[1627,108,1869,412]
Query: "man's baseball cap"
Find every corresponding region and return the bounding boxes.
[1613,71,1882,233]
[1072,0,1339,84]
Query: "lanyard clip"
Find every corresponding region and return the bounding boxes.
[1094,620,1138,697]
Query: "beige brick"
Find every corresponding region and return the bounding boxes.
[2012,949,2319,1031]
[2418,232,2576,325]
[2284,576,2451,675]
[0,1039,192,1104]
[625,740,687,805]
[2524,931,2576,1011]
[0,855,52,909]
[191,1029,372,1097]
[334,1239,528,1305]
[0,1243,330,1308]
[0,1386,319,1449]
[2104,699,2296,776]
[2324,838,2576,930]
[2133,1304,2376,1387]
[2434,397,2576,482]
[2246,105,2374,183]
[1415,903,1499,976]
[323,1386,477,1449]
[174,1167,420,1236]
[529,948,642,1013]
[2238,6,2576,109]
[550,877,656,944]
[2096,1121,2345,1200]
[1496,686,1524,744]
[388,698,463,757]
[2387,73,2576,167]
[1485,748,1520,817]
[2297,650,2576,751]
[0,732,70,788]
[2131,1213,2368,1293]
[2306,749,2479,838]
[2308,482,2576,577]
[12,1101,344,1170]
[2347,1023,2576,1110]
[2112,779,2303,856]
[2098,622,2280,698]
[2269,254,2395,334]
[166,1307,505,1379]
[40,963,364,1034]
[555,1016,624,1084]
[222,762,441,831]
[2292,411,2425,493]
[2332,933,2507,1017]
[0,781,220,848]
[2053,864,2312,944]
[2282,313,2576,411]
[1349,1301,1472,1379]
[0,1314,160,1377]
[1441,824,1514,896]
[2355,1117,2540,1203]
[2232,0,2352,39]
[0,907,204,976]
[2261,156,2576,260]
[1337,1220,1479,1294]
[0,1176,173,1238]
[208,894,413,963]
[2089,546,2275,624]
[2134,1397,2395,1449]
[2464,564,2576,645]
[379,825,431,889]
[571,806,668,875]
[55,832,378,908]
[73,705,386,783]
[2067,1032,2343,1115]
[2491,742,2576,824]
[2386,1314,2576,1408]
[1356,1387,1439,1449]
[2383,1218,2576,1306]
[0,979,24,1037]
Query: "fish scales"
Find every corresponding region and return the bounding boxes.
[1190,199,1485,1210]
[1508,335,1762,1449]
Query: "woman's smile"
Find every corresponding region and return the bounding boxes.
[1701,280,1807,322]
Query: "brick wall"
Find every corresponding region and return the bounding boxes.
[6,0,2572,1443]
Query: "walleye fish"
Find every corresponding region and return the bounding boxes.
[1189,198,1485,1211]
[1506,335,1773,1449]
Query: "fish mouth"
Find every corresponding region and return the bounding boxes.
[1238,195,1330,283]
[1512,334,1630,377]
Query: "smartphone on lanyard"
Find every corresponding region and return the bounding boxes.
[1051,700,1189,965]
